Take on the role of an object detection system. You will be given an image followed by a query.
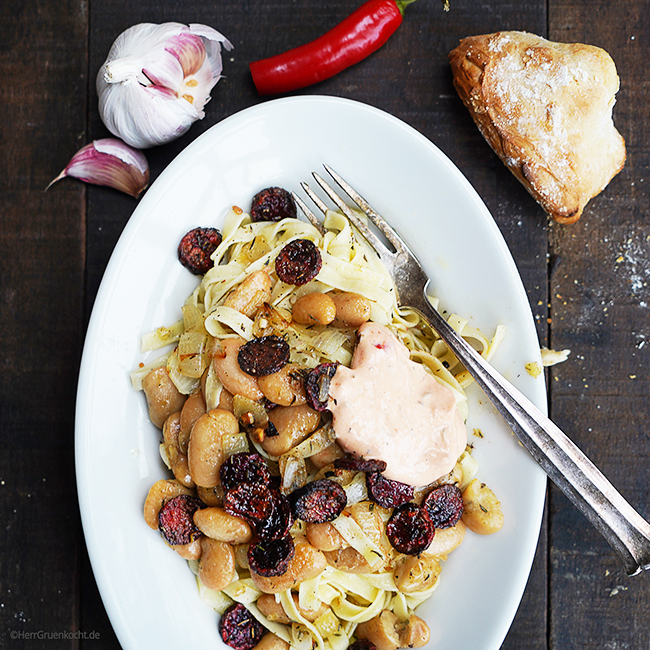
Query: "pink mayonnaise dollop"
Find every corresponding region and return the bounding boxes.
[328,322,467,487]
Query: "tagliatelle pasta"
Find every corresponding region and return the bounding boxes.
[136,198,506,650]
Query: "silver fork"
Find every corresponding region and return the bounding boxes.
[294,164,650,577]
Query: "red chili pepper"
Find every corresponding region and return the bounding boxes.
[249,0,418,96]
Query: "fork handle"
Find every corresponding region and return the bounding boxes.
[416,297,650,576]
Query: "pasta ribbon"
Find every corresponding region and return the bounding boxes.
[330,515,386,570]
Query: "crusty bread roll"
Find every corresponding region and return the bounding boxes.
[449,31,626,224]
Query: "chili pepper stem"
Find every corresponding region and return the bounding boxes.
[395,0,449,17]
[394,0,418,16]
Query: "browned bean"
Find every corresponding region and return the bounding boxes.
[392,555,441,593]
[324,547,372,573]
[193,506,253,544]
[422,520,466,558]
[331,292,371,328]
[261,404,321,456]
[257,593,328,624]
[188,409,240,488]
[398,615,430,648]
[179,390,206,453]
[258,363,307,406]
[250,537,327,593]
[223,269,272,318]
[142,367,187,428]
[212,338,264,401]
[174,539,202,561]
[162,411,182,448]
[143,479,192,530]
[305,522,345,552]
[162,412,194,488]
[234,543,250,569]
[219,387,235,411]
[170,453,194,489]
[355,611,400,650]
[461,479,504,535]
[197,485,224,507]
[198,537,235,590]
[256,595,291,624]
[252,633,290,650]
[292,292,336,325]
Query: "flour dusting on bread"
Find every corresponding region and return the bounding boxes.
[449,31,626,224]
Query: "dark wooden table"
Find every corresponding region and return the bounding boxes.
[3,0,650,647]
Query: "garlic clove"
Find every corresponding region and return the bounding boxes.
[96,22,233,149]
[47,138,149,198]
[142,51,184,93]
[189,23,232,81]
[165,33,206,77]
[179,53,216,110]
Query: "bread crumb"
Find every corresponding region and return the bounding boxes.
[525,361,542,377]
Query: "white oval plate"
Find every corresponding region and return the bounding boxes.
[76,96,546,650]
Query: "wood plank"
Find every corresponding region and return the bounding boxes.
[0,0,88,645]
[502,514,549,650]
[549,0,650,647]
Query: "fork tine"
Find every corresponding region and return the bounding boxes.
[291,190,326,235]
[310,172,389,257]
[299,182,329,216]
[323,164,406,253]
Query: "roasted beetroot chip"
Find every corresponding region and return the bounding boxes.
[224,483,275,525]
[422,483,464,529]
[220,452,271,492]
[237,335,290,377]
[224,483,293,541]
[177,227,222,275]
[275,239,322,286]
[366,472,414,509]
[248,534,295,577]
[219,603,265,650]
[158,494,205,546]
[334,453,387,474]
[251,187,297,223]
[290,478,347,523]
[305,363,338,411]
[386,502,435,555]
[256,490,294,541]
[349,641,377,650]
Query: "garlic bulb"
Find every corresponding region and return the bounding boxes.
[97,23,233,149]
[47,139,149,198]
